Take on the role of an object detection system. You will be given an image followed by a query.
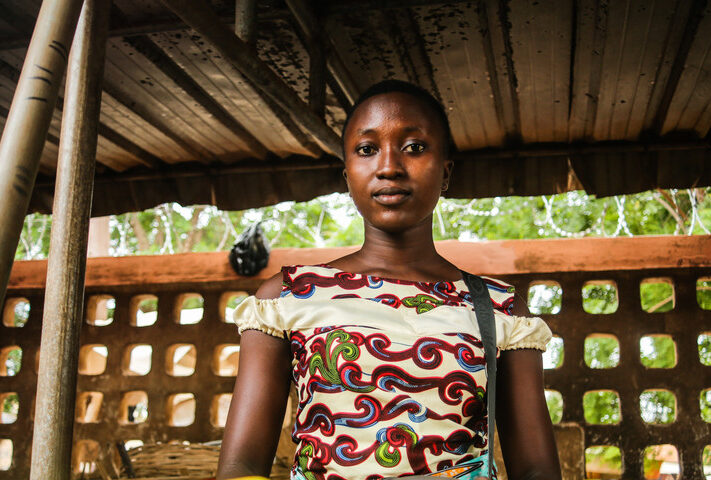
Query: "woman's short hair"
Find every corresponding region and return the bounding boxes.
[341,79,456,159]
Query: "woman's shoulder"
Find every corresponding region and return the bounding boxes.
[255,270,284,299]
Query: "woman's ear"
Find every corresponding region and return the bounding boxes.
[342,168,351,196]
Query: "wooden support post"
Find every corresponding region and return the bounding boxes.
[285,0,360,106]
[235,0,257,46]
[159,0,342,157]
[29,0,111,478]
[0,0,84,309]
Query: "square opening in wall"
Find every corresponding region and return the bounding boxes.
[119,391,148,424]
[640,335,677,368]
[697,277,711,310]
[122,344,152,376]
[2,297,29,327]
[85,295,115,326]
[176,293,203,324]
[527,281,562,315]
[583,390,621,425]
[78,344,107,375]
[640,389,676,424]
[212,344,240,376]
[221,292,248,323]
[542,336,563,369]
[210,393,232,428]
[643,444,678,479]
[167,393,195,427]
[640,278,675,313]
[0,393,18,424]
[130,294,158,327]
[584,334,620,369]
[166,344,196,376]
[701,389,711,423]
[544,389,563,424]
[72,439,99,475]
[75,392,103,423]
[0,346,21,376]
[585,446,622,478]
[699,333,711,366]
[0,439,12,471]
[582,281,618,314]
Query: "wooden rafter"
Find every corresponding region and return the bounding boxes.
[158,0,342,157]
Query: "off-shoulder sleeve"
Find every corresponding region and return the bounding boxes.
[232,296,285,338]
[497,314,552,351]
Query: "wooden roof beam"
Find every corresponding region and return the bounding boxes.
[0,57,159,170]
[285,0,359,107]
[158,0,343,157]
[122,33,268,159]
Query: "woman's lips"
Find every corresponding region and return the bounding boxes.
[372,191,411,206]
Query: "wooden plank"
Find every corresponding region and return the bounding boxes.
[414,2,507,149]
[508,0,571,143]
[158,0,342,156]
[8,236,711,290]
[150,28,317,157]
[122,34,268,158]
[567,0,607,141]
[660,1,711,136]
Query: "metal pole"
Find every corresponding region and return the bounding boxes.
[0,0,85,308]
[29,0,111,478]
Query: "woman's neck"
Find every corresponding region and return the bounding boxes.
[336,216,460,280]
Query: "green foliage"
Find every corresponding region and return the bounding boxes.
[12,301,29,327]
[701,390,711,423]
[582,283,618,314]
[640,390,676,424]
[528,283,562,315]
[4,348,21,376]
[640,336,676,368]
[585,446,622,475]
[1,393,18,417]
[583,391,621,424]
[699,334,711,366]
[698,279,711,310]
[584,336,620,369]
[640,281,674,313]
[544,390,563,423]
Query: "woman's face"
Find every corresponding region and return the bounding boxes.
[343,92,453,233]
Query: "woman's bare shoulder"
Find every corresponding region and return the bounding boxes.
[255,270,284,299]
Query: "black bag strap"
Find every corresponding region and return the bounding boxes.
[460,270,497,479]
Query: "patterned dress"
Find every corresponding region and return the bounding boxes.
[232,264,552,480]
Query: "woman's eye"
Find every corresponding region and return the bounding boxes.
[356,145,376,156]
[403,143,425,154]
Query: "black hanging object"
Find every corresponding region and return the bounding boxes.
[229,222,270,276]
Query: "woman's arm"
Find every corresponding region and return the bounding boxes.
[495,293,561,480]
[216,274,293,479]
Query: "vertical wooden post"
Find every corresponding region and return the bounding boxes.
[29,0,111,478]
[235,0,257,46]
[0,0,84,309]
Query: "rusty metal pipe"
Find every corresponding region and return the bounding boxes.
[29,0,111,478]
[0,0,85,309]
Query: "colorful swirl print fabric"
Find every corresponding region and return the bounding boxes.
[232,265,552,480]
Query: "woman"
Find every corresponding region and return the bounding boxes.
[217,80,561,480]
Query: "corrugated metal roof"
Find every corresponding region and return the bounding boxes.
[0,0,709,215]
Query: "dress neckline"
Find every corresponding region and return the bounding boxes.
[314,263,469,288]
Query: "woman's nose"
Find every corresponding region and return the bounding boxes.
[375,147,405,178]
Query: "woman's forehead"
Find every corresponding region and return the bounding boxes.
[344,92,443,137]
